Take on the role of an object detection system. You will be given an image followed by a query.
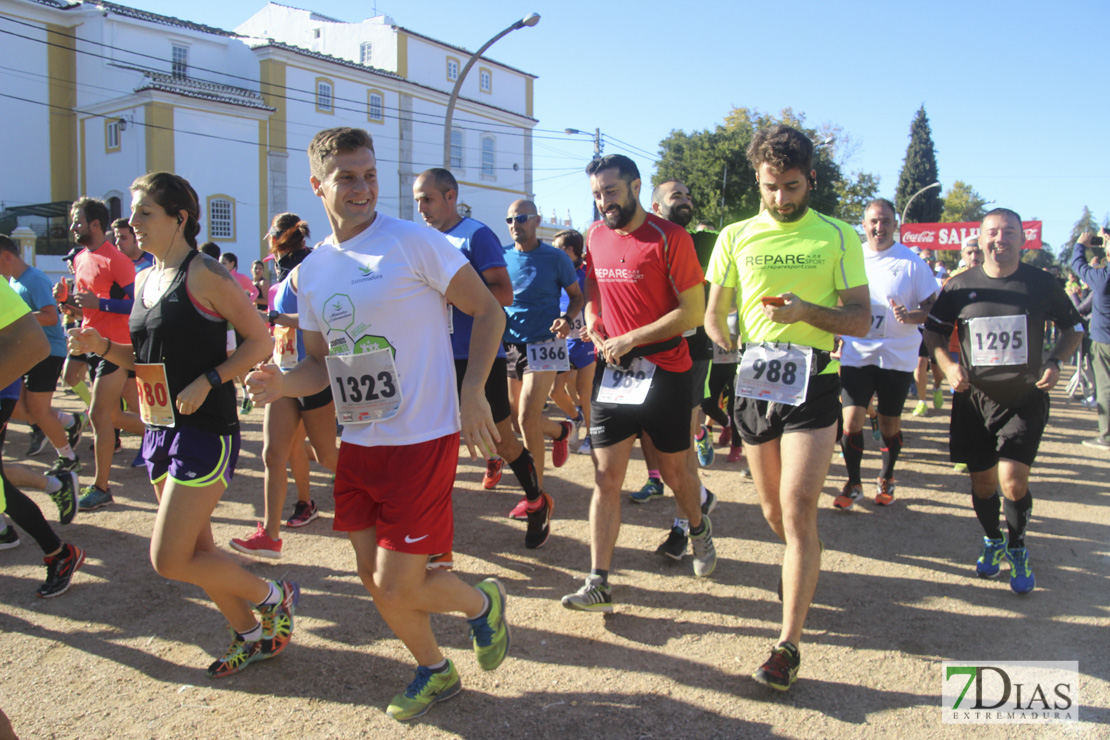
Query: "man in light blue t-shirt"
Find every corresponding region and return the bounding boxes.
[503,199,583,495]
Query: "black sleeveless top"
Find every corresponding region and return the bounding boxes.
[130,250,238,434]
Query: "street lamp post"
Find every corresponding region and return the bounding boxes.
[442,13,540,168]
[566,127,602,222]
[900,181,941,226]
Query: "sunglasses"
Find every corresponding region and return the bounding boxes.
[505,214,538,225]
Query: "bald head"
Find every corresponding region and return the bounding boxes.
[651,180,693,227]
[507,199,540,250]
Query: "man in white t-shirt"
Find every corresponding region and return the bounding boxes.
[834,199,938,510]
[246,127,509,722]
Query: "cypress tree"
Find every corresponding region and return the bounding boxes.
[895,106,943,223]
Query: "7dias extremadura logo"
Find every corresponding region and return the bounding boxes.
[941,661,1078,723]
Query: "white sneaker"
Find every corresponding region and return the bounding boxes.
[576,436,592,455]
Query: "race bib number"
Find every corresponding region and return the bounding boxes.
[867,302,888,340]
[134,363,174,427]
[527,338,570,372]
[273,325,298,370]
[736,344,812,406]
[326,348,402,425]
[712,342,739,365]
[968,315,1027,367]
[568,310,586,341]
[596,358,656,405]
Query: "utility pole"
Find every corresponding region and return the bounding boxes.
[719,164,728,230]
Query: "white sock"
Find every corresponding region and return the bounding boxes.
[44,476,63,494]
[54,444,76,461]
[57,411,75,428]
[674,517,690,534]
[699,484,708,506]
[237,623,263,642]
[257,580,281,608]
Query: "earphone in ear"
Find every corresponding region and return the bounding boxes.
[177,216,183,225]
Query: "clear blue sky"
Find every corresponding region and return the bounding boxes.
[131,0,1110,253]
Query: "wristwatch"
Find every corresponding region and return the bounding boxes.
[1044,357,1061,371]
[205,369,222,388]
[267,309,279,324]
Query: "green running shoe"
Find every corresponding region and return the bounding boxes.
[207,629,263,678]
[561,574,613,613]
[468,578,509,670]
[386,661,461,721]
[695,424,714,467]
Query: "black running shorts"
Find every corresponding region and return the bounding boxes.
[24,355,64,393]
[840,364,914,417]
[736,372,841,446]
[455,357,512,425]
[950,386,1048,472]
[590,363,692,453]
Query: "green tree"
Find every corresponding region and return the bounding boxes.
[654,107,873,227]
[835,171,881,227]
[941,181,989,223]
[895,106,943,223]
[1066,205,1099,247]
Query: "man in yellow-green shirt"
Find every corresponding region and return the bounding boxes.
[705,124,870,692]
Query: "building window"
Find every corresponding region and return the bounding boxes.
[315,78,334,114]
[367,90,384,123]
[313,28,321,39]
[450,128,464,169]
[479,67,492,93]
[207,196,235,241]
[446,56,460,82]
[480,136,495,179]
[360,42,373,65]
[171,44,188,79]
[106,119,121,152]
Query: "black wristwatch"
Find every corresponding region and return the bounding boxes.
[1044,357,1061,371]
[205,369,222,388]
[267,309,279,325]
[561,313,572,324]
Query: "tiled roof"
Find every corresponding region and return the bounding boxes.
[118,66,274,111]
[73,0,240,38]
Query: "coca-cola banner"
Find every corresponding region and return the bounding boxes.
[899,221,1043,250]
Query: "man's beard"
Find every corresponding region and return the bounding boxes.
[765,190,810,223]
[662,204,693,228]
[74,228,93,246]
[602,197,637,230]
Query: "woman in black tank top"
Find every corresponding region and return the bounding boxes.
[67,172,299,679]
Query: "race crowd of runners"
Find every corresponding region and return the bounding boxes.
[0,122,1091,721]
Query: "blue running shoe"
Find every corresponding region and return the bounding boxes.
[78,485,113,511]
[630,477,663,504]
[975,535,1007,578]
[386,661,461,721]
[695,425,714,467]
[1006,547,1035,594]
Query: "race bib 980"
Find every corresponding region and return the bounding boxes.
[135,363,174,427]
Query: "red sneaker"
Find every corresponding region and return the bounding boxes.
[483,457,504,490]
[727,446,744,463]
[230,523,282,559]
[552,420,572,468]
[508,497,529,521]
[717,425,732,448]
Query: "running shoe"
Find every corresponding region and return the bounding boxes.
[701,489,718,516]
[130,449,145,468]
[552,420,573,468]
[1006,547,1035,594]
[630,477,664,504]
[566,411,584,452]
[690,514,716,578]
[975,535,1008,578]
[258,580,299,658]
[524,492,553,550]
[953,463,968,472]
[469,578,510,670]
[833,482,864,511]
[561,574,613,613]
[49,472,79,526]
[207,629,263,678]
[286,500,319,528]
[869,414,880,441]
[911,400,928,417]
[875,477,896,506]
[695,424,714,467]
[507,497,529,521]
[482,457,504,489]
[0,523,19,550]
[37,543,85,598]
[230,523,283,559]
[656,526,687,561]
[427,552,454,570]
[717,425,732,448]
[577,436,592,455]
[65,411,88,449]
[26,425,47,457]
[752,642,801,692]
[77,485,113,511]
[727,446,744,463]
[113,430,122,453]
[386,661,462,721]
[933,388,944,410]
[1081,436,1110,450]
[45,455,81,476]
[240,395,253,415]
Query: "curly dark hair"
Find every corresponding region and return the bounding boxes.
[746,124,814,177]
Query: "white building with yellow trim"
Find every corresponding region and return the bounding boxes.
[0,0,538,271]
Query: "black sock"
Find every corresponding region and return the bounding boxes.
[590,568,609,585]
[689,520,706,537]
[556,423,569,442]
[841,431,865,485]
[1004,492,1033,549]
[880,432,903,479]
[972,492,1003,540]
[427,659,449,673]
[508,449,542,501]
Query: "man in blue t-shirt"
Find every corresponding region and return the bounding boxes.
[413,170,555,550]
[0,236,86,477]
[503,199,583,497]
[112,219,153,273]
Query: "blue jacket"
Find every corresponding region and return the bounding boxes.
[1071,242,1110,343]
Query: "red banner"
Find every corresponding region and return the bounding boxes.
[899,221,1043,250]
